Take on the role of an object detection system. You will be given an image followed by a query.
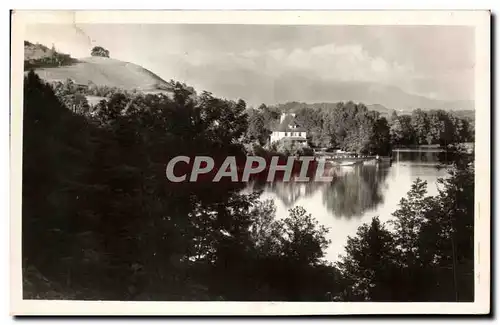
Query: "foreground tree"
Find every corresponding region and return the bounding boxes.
[23,70,344,301]
[336,217,399,301]
[338,152,474,301]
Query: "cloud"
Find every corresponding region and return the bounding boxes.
[163,42,418,102]
[25,24,475,105]
[278,43,414,84]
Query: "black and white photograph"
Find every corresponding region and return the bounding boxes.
[10,10,491,315]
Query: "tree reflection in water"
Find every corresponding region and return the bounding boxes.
[246,176,327,208]
[322,164,390,219]
[247,163,390,219]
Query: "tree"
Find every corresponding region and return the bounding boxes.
[389,179,434,264]
[91,46,110,58]
[260,103,280,130]
[337,217,400,301]
[337,152,474,302]
[411,109,430,145]
[25,70,349,301]
[246,205,339,301]
[425,154,475,301]
[246,109,270,145]
[23,71,101,298]
[275,138,302,156]
[278,207,331,265]
[27,67,476,303]
[294,107,327,147]
[390,111,398,122]
[390,114,414,146]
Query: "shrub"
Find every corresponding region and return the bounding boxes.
[91,46,110,58]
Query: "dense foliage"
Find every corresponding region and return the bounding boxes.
[246,101,474,155]
[91,46,110,58]
[23,71,341,300]
[49,79,91,114]
[22,70,474,301]
[246,102,392,155]
[337,154,474,301]
[390,109,474,146]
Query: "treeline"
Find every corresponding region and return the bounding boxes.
[23,70,474,301]
[49,79,141,105]
[389,109,474,146]
[246,102,474,155]
[246,102,391,155]
[86,82,140,98]
[49,78,174,110]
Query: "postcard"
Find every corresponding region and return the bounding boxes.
[10,10,491,315]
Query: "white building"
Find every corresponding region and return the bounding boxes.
[269,113,307,145]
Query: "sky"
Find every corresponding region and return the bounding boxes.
[25,24,475,107]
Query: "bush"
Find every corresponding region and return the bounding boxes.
[91,46,110,58]
[275,139,310,156]
[297,146,314,156]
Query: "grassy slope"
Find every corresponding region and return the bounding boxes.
[32,56,172,92]
[25,41,172,94]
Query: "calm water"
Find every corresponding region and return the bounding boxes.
[244,151,451,262]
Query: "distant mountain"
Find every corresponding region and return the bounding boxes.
[365,104,395,117]
[357,82,474,112]
[265,73,475,112]
[453,110,476,122]
[25,41,173,93]
[274,101,395,117]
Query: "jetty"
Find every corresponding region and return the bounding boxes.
[313,151,392,165]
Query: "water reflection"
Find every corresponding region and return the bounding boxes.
[246,177,326,208]
[393,150,455,165]
[393,150,450,178]
[244,151,451,261]
[247,162,390,219]
[322,164,390,219]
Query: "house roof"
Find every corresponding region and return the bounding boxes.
[271,113,306,132]
[273,127,307,132]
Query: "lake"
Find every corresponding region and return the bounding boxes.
[244,150,452,262]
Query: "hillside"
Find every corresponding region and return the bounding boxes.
[25,41,173,93]
[453,110,476,122]
[24,41,473,111]
[31,56,173,92]
[365,104,396,117]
